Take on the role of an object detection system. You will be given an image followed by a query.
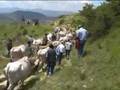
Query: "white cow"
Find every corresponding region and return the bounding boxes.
[32,38,43,53]
[32,38,43,46]
[59,32,73,42]
[37,47,50,71]
[59,36,68,42]
[66,32,73,40]
[52,41,60,47]
[61,26,67,32]
[37,47,49,66]
[59,31,66,37]
[10,45,26,62]
[4,56,39,90]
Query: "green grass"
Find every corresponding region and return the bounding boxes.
[0,57,9,74]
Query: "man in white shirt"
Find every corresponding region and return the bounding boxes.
[76,25,83,37]
[77,25,88,56]
[56,42,65,65]
[78,27,88,41]
[65,39,72,60]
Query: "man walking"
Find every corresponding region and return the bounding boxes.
[56,42,65,65]
[46,44,56,76]
[77,25,88,56]
[6,38,13,57]
[65,39,72,60]
[42,33,48,45]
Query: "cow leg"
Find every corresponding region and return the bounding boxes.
[34,62,39,72]
[3,70,9,89]
[6,80,9,89]
[7,83,16,90]
[18,80,24,89]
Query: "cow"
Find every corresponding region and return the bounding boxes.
[37,47,49,62]
[32,38,43,53]
[37,47,49,71]
[4,56,39,90]
[52,41,60,47]
[59,36,68,42]
[66,32,73,40]
[59,31,66,37]
[32,38,43,46]
[10,45,26,62]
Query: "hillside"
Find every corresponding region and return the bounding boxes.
[53,13,86,30]
[31,9,74,17]
[0,11,56,23]
[0,8,74,17]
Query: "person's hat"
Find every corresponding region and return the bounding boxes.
[45,33,48,35]
[78,25,82,28]
[49,43,54,49]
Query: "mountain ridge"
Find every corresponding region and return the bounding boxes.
[0,10,57,23]
[0,8,74,17]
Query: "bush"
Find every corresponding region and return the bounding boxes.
[79,1,119,40]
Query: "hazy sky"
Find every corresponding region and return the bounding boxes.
[0,0,104,12]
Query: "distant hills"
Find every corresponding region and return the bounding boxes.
[0,8,74,17]
[0,9,74,23]
[0,10,57,23]
[30,9,74,17]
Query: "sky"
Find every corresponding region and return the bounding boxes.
[0,0,104,12]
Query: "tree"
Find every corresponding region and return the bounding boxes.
[80,4,96,31]
[107,0,120,16]
[80,2,115,39]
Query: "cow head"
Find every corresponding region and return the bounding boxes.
[28,56,43,72]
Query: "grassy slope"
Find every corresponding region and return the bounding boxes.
[54,13,86,28]
[23,25,120,90]
[0,15,120,90]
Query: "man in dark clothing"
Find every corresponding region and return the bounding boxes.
[46,44,56,76]
[52,33,56,41]
[42,33,48,45]
[6,39,12,57]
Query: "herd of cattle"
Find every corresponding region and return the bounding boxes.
[1,26,74,90]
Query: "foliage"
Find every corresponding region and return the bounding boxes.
[80,1,120,40]
[56,14,86,30]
